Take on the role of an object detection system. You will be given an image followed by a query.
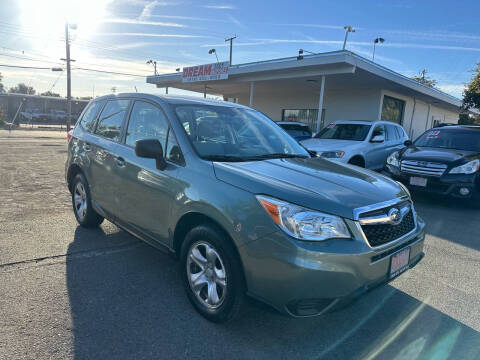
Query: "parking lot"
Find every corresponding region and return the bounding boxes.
[1,129,479,360]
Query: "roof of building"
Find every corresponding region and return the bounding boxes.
[146,50,464,110]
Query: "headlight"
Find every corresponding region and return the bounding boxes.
[449,159,480,174]
[256,195,351,241]
[387,151,400,167]
[321,150,345,159]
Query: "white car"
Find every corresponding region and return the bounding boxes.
[300,120,409,170]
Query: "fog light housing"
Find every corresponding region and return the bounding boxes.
[459,187,470,196]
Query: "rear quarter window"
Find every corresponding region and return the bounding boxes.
[78,101,105,133]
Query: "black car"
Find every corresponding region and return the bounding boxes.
[277,122,313,141]
[386,125,480,202]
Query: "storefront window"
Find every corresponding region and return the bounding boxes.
[281,109,325,132]
[381,95,405,124]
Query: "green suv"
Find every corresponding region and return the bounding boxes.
[66,94,425,322]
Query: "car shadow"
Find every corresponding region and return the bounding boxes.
[66,225,480,360]
[411,191,480,251]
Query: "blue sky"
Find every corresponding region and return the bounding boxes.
[0,0,479,98]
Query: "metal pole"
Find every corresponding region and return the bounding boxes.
[316,76,325,134]
[342,31,349,50]
[65,23,72,132]
[204,84,207,99]
[372,42,376,61]
[225,36,236,66]
[249,81,254,107]
[166,86,168,94]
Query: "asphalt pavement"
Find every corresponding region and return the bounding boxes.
[1,129,479,360]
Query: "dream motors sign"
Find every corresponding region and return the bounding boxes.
[182,61,229,83]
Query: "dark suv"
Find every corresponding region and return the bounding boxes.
[66,93,425,322]
[386,125,480,202]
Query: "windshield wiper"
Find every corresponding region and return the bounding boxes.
[245,153,309,160]
[203,155,249,162]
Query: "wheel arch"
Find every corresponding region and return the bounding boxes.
[348,155,366,167]
[66,164,84,193]
[172,211,247,286]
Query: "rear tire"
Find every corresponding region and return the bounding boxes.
[180,225,245,323]
[71,173,104,228]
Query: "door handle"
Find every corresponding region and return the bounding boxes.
[116,156,126,167]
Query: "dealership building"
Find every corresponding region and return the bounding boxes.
[146,50,462,140]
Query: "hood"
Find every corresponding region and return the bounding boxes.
[300,138,361,152]
[213,157,406,220]
[400,146,478,165]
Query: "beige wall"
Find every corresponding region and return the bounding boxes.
[234,85,459,139]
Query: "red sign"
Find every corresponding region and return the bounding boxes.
[182,61,229,83]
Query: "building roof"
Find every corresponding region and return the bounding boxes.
[146,50,463,111]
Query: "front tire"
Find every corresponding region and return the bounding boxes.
[71,173,104,228]
[180,225,245,322]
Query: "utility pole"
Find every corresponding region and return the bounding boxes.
[63,23,76,132]
[342,26,355,50]
[225,35,236,66]
[65,23,72,132]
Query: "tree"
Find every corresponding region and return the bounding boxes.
[463,62,480,111]
[40,90,61,97]
[9,83,36,95]
[411,69,437,88]
[0,72,4,93]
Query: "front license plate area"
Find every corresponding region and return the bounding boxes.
[390,247,410,279]
[410,176,427,187]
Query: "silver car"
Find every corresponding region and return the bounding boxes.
[301,120,409,170]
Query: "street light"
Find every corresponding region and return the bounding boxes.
[146,59,157,75]
[208,48,219,62]
[372,37,385,62]
[342,25,355,50]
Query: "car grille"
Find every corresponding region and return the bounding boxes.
[360,203,416,247]
[400,160,447,177]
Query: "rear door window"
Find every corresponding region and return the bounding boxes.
[386,125,398,141]
[79,100,105,133]
[94,99,129,142]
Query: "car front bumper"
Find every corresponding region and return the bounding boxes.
[239,216,425,317]
[386,165,479,199]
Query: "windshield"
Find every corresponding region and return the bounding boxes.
[414,128,480,152]
[279,124,312,138]
[174,105,309,161]
[315,123,371,141]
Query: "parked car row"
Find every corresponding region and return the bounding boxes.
[291,119,480,204]
[66,94,426,323]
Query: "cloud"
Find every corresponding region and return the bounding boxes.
[103,17,186,27]
[270,23,346,30]
[436,83,466,96]
[202,4,236,9]
[138,1,160,20]
[227,14,245,29]
[97,32,208,38]
[146,14,231,23]
[202,37,480,53]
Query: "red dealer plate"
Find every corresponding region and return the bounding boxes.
[390,248,410,279]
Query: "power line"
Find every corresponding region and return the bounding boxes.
[0,64,54,70]
[73,67,147,77]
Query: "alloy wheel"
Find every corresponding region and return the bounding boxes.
[74,182,87,221]
[186,241,227,309]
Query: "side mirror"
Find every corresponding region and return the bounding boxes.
[370,134,385,143]
[404,140,413,147]
[135,139,167,170]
